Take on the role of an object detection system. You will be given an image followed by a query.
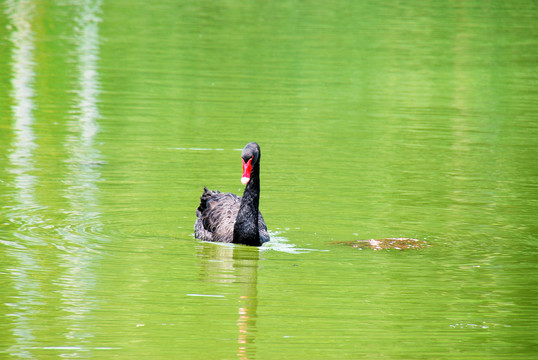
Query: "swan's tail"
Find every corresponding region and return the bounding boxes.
[196,187,220,217]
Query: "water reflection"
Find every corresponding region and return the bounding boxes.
[5,0,38,215]
[4,1,42,357]
[4,0,104,357]
[57,0,103,353]
[197,243,259,359]
[63,0,103,232]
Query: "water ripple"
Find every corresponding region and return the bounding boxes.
[261,231,328,254]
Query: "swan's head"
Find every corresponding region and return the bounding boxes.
[240,142,260,185]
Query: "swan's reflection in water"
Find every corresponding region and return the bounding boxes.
[197,243,259,360]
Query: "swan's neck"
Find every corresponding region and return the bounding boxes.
[233,161,261,246]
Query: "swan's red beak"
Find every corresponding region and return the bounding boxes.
[241,157,253,185]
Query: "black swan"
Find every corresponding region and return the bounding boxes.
[194,142,270,246]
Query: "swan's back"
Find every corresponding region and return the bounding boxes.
[194,187,270,243]
[195,188,240,243]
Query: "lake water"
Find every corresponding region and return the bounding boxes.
[1,0,537,359]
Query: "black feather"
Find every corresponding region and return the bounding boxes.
[194,142,269,246]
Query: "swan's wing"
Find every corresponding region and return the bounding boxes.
[194,216,213,241]
[195,187,269,244]
[195,187,217,241]
[258,212,270,243]
[195,189,241,243]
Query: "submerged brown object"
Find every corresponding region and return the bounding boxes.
[333,238,428,251]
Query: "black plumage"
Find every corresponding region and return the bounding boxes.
[194,142,270,246]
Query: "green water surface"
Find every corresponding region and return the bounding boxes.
[1,0,537,359]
